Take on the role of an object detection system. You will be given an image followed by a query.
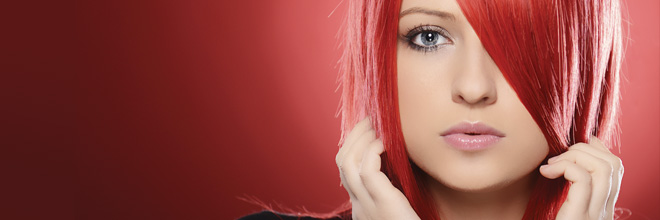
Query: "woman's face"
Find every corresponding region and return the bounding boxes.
[397,0,549,192]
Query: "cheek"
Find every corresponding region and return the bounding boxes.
[499,127,549,174]
[397,62,444,156]
[396,45,455,147]
[500,90,550,167]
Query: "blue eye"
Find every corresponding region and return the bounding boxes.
[401,25,453,53]
[413,31,448,47]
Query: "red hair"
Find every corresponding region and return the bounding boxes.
[335,0,623,219]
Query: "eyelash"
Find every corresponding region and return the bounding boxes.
[400,24,453,53]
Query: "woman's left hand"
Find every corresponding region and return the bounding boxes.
[539,136,624,220]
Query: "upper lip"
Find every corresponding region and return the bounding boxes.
[440,121,506,137]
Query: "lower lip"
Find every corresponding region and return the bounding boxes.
[442,134,501,151]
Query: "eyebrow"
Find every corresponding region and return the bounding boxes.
[399,7,456,21]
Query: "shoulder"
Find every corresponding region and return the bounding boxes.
[238,210,345,220]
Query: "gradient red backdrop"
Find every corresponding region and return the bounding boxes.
[4,0,658,219]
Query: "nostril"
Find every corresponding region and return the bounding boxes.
[451,79,498,106]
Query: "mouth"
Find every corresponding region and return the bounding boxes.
[440,121,505,151]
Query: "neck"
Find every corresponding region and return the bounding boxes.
[425,173,536,220]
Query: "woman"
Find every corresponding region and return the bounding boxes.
[241,0,624,219]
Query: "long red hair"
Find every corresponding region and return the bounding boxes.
[336,0,623,219]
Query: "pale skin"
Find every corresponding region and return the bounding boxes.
[335,0,624,219]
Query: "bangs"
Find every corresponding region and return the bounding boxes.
[456,0,622,153]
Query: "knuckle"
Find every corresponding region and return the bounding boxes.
[340,160,353,173]
[338,164,346,174]
[358,167,372,181]
[617,161,625,175]
[336,153,347,169]
[613,156,623,167]
[358,170,369,181]
[609,156,624,174]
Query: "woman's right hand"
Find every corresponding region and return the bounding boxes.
[335,118,421,220]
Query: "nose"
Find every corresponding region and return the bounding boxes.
[451,47,498,107]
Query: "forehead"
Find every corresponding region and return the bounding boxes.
[400,0,463,15]
[399,0,468,25]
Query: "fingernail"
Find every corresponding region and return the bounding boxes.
[540,164,549,170]
[548,156,558,163]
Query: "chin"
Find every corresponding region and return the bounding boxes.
[437,174,516,193]
[420,161,531,193]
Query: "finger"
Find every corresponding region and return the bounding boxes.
[359,139,390,201]
[337,128,375,175]
[338,149,358,202]
[337,120,373,200]
[338,163,357,201]
[548,148,612,219]
[336,118,372,183]
[571,140,622,176]
[588,135,624,217]
[336,117,372,166]
[346,128,377,166]
[340,157,375,212]
[570,141,624,216]
[359,139,408,203]
[359,139,384,177]
[540,160,591,218]
[356,139,386,216]
[341,130,377,209]
[343,117,372,151]
[359,139,418,219]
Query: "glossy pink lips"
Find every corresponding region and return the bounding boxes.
[440,122,505,151]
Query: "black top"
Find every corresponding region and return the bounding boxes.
[238,211,345,220]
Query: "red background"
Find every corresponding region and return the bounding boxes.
[3,0,658,219]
